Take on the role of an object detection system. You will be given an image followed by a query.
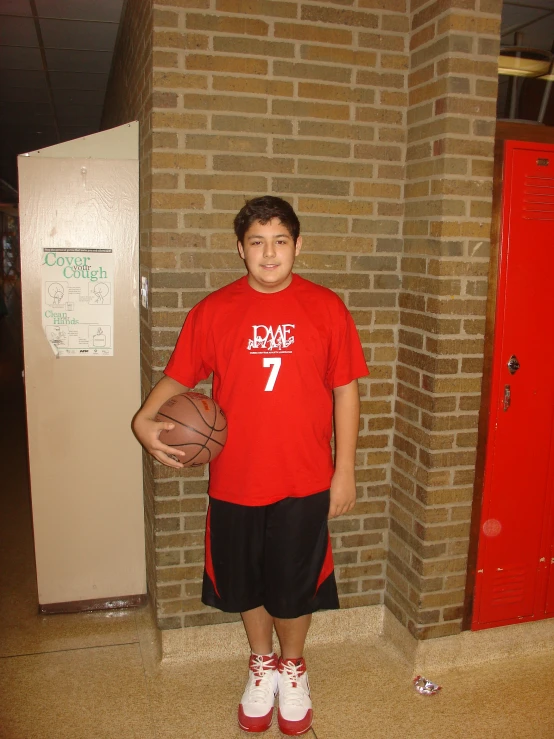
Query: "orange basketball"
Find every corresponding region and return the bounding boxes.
[156,392,228,467]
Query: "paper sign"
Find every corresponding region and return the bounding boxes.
[42,248,114,357]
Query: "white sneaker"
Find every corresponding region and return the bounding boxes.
[277,657,313,736]
[238,653,278,733]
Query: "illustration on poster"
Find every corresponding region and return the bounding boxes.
[48,282,64,305]
[91,283,109,304]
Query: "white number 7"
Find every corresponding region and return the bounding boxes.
[263,357,281,392]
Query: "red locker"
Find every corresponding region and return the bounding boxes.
[473,141,554,629]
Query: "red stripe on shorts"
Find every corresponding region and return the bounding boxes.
[315,532,334,594]
[204,505,221,599]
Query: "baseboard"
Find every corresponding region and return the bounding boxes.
[383,608,554,673]
[39,593,147,614]
[161,605,384,662]
[159,604,554,670]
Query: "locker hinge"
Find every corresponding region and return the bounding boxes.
[551,558,554,565]
[477,569,483,574]
[539,557,546,562]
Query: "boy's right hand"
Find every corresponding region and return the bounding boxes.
[132,414,186,469]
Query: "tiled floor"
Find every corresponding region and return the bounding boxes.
[2,305,554,738]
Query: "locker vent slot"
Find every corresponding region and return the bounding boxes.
[523,176,554,220]
[490,566,526,607]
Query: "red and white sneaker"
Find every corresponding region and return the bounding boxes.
[238,653,279,733]
[277,657,313,736]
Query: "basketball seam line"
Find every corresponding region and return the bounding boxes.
[157,412,225,448]
[183,394,227,433]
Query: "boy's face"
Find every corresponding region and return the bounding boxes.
[238,218,302,293]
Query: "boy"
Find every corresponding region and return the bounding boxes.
[133,196,368,735]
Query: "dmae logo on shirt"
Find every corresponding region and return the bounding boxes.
[247,324,295,351]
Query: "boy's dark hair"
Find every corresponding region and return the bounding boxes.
[234,196,301,244]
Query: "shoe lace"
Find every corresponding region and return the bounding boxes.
[279,660,308,706]
[245,655,275,704]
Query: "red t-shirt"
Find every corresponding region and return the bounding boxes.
[164,274,368,505]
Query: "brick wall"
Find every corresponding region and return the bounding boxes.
[102,0,157,608]
[104,0,502,636]
[150,0,409,629]
[386,0,501,640]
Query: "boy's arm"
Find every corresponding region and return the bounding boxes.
[132,375,190,469]
[329,379,360,519]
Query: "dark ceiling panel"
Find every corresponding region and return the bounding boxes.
[0,0,32,15]
[502,4,554,49]
[57,106,103,126]
[32,113,58,125]
[516,16,554,51]
[0,15,37,46]
[0,131,58,151]
[0,101,52,119]
[45,48,112,73]
[0,86,49,102]
[0,69,47,88]
[35,0,124,23]
[49,70,108,90]
[0,45,42,69]
[40,18,119,51]
[52,87,105,106]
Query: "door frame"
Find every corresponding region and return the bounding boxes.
[462,121,554,630]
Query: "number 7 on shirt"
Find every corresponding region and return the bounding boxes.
[263,357,281,392]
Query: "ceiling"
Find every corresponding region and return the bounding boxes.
[0,0,124,192]
[498,0,554,118]
[0,0,553,198]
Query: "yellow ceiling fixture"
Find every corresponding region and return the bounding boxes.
[498,47,553,78]
[498,46,554,122]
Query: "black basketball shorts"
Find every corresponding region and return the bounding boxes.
[202,489,340,619]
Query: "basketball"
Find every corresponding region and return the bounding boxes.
[156,392,228,467]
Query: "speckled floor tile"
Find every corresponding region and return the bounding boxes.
[0,317,139,660]
[0,606,140,659]
[145,656,316,739]
[306,639,554,739]
[0,643,156,739]
[0,521,139,659]
[3,266,554,739]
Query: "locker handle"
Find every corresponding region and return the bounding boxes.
[503,385,511,412]
[507,355,520,375]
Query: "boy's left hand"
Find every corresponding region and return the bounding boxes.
[328,469,357,519]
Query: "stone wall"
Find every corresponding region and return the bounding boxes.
[103,0,502,636]
[148,0,411,629]
[386,0,501,639]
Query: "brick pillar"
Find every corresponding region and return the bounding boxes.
[386,0,501,639]
[149,0,410,629]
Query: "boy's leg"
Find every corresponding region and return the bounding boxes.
[202,500,278,733]
[241,607,312,657]
[241,605,274,654]
[274,614,312,659]
[274,615,314,737]
[239,606,279,733]
[264,492,338,737]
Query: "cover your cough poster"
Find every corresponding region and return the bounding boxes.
[42,248,114,357]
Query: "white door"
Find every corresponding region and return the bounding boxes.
[18,123,146,609]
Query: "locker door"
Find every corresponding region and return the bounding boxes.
[473,141,554,628]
